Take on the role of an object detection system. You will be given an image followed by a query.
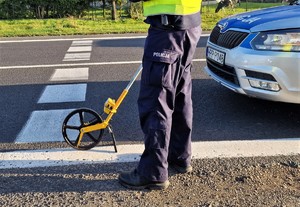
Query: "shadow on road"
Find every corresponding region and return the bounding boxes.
[0,77,300,146]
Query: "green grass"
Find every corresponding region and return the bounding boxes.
[0,2,284,37]
[0,18,149,37]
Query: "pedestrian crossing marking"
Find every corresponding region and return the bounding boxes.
[71,40,93,46]
[38,83,87,103]
[19,40,93,145]
[67,46,92,52]
[50,68,89,81]
[15,109,75,143]
[63,40,93,61]
[63,53,91,61]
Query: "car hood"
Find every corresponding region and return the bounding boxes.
[218,5,300,33]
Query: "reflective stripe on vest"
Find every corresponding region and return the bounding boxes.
[143,0,202,16]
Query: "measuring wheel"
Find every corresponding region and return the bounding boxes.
[62,108,104,150]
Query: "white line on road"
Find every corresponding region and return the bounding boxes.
[0,36,148,43]
[0,59,206,70]
[0,34,210,43]
[0,139,299,169]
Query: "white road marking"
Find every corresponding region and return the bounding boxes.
[15,109,75,144]
[0,59,205,70]
[64,40,92,61]
[0,36,147,43]
[67,46,92,53]
[50,68,89,81]
[38,83,87,103]
[0,34,210,43]
[71,40,93,46]
[0,140,299,169]
[63,53,91,61]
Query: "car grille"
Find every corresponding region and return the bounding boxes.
[207,59,240,86]
[209,26,249,49]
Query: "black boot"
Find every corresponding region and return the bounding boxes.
[118,169,170,190]
[169,163,193,173]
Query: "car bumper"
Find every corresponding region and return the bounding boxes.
[205,42,300,104]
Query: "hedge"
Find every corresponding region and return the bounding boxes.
[0,0,92,19]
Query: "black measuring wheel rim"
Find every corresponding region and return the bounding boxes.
[62,108,104,150]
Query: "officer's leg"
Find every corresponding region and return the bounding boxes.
[137,59,175,182]
[118,58,174,189]
[168,63,193,168]
[168,26,201,169]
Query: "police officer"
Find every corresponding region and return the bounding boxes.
[119,0,202,190]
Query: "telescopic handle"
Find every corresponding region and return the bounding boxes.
[125,64,143,90]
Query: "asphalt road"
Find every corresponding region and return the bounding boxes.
[0,34,299,207]
[0,34,300,149]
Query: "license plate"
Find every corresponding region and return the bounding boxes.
[207,47,225,65]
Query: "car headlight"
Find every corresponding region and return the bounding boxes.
[251,29,300,52]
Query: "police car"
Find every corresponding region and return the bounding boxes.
[204,1,300,104]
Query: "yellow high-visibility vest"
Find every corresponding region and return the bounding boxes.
[143,0,202,17]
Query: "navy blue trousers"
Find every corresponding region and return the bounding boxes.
[137,25,201,182]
